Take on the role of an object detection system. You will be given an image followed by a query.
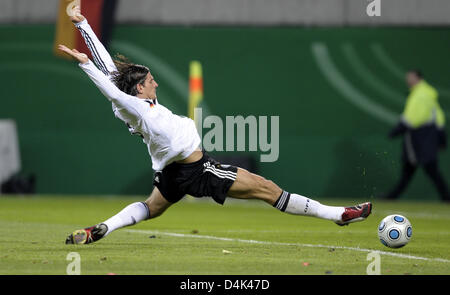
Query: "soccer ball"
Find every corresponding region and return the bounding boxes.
[378,214,412,248]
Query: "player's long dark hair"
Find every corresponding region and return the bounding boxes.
[111,54,150,96]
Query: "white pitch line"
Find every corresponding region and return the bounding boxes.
[126,229,450,263]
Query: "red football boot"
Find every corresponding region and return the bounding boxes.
[336,202,372,226]
[65,223,108,244]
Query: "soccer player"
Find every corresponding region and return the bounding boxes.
[63,6,372,245]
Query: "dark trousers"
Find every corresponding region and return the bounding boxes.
[386,159,450,201]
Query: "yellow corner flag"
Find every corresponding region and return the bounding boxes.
[54,0,79,59]
[188,61,203,120]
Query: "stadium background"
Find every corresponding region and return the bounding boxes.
[1,0,449,200]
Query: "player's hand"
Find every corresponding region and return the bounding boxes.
[68,5,85,23]
[58,44,89,64]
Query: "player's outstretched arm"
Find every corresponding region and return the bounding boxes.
[58,45,142,123]
[69,5,117,77]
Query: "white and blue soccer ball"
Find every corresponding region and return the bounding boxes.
[378,214,412,248]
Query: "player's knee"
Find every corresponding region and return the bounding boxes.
[252,175,278,195]
[144,199,164,219]
[264,179,279,195]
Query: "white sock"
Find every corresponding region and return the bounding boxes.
[102,202,150,236]
[274,191,344,222]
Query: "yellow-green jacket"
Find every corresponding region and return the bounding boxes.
[390,80,447,164]
[402,80,445,129]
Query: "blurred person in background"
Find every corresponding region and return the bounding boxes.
[384,70,449,202]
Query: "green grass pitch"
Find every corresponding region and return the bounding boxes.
[0,195,449,275]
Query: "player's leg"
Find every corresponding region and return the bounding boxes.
[226,168,281,204]
[101,186,172,234]
[227,168,372,225]
[65,187,172,244]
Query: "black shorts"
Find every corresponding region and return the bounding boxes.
[153,152,238,205]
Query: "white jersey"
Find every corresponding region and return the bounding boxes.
[75,20,200,171]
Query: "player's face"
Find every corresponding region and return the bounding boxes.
[141,72,158,99]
